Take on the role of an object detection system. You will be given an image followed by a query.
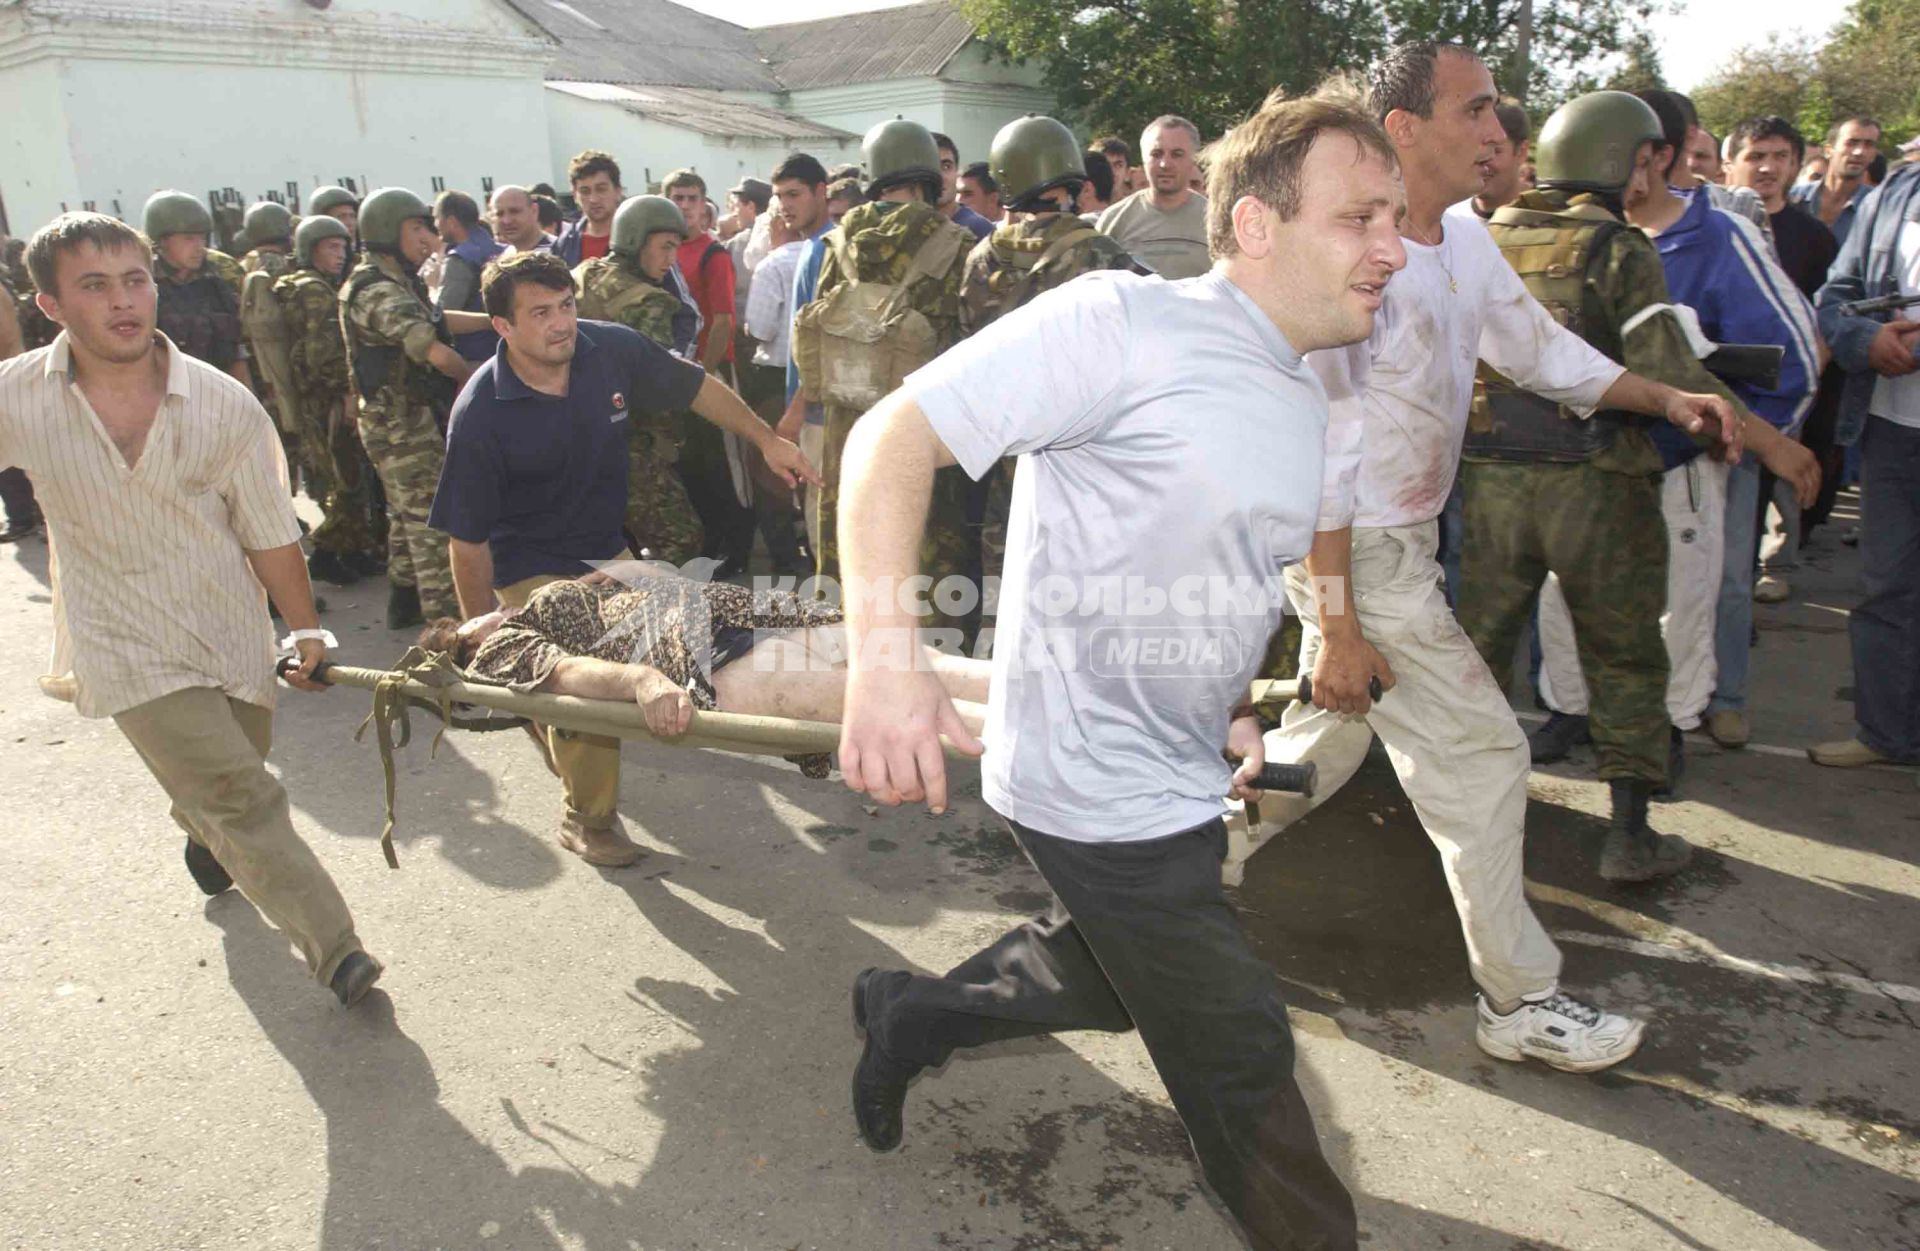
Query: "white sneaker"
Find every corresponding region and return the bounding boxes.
[1475,990,1646,1073]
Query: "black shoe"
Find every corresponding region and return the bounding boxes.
[184,839,233,896]
[0,517,41,543]
[851,968,921,1153]
[1652,727,1685,800]
[1529,711,1591,764]
[1600,779,1693,882]
[345,550,384,578]
[330,951,383,1007]
[386,583,423,631]
[307,549,359,587]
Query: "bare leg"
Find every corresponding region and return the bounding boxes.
[710,627,991,722]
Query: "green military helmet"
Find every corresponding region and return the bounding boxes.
[611,195,687,257]
[990,115,1086,210]
[142,190,214,241]
[243,200,294,247]
[357,187,433,250]
[294,214,353,268]
[308,186,360,218]
[862,118,942,199]
[1533,91,1665,193]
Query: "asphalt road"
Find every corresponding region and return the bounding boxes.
[1,495,1915,1251]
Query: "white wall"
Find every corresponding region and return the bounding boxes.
[544,90,859,194]
[0,0,555,234]
[784,62,1057,178]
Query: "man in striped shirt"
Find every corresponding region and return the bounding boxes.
[0,213,381,1008]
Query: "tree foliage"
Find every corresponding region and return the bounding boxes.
[1693,0,1920,143]
[962,0,1665,141]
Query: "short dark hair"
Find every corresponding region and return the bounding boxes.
[960,161,997,195]
[1829,115,1883,144]
[27,212,150,296]
[828,163,863,182]
[1493,99,1530,146]
[434,190,481,230]
[482,250,574,320]
[827,177,864,205]
[1367,41,1478,122]
[530,182,558,199]
[662,168,706,196]
[568,149,621,189]
[932,132,958,162]
[1093,135,1133,164]
[1728,116,1806,165]
[1634,89,1690,178]
[1082,150,1115,202]
[771,152,828,187]
[532,194,563,230]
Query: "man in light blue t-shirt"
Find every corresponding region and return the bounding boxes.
[827,96,1410,1251]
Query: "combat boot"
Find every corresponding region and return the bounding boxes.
[307,549,359,588]
[387,583,423,631]
[1529,711,1591,763]
[1600,779,1692,883]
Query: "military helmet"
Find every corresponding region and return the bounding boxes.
[862,118,942,200]
[357,187,433,250]
[294,214,353,268]
[141,190,213,241]
[611,195,688,257]
[1533,91,1665,193]
[242,200,294,247]
[991,116,1086,210]
[308,186,360,218]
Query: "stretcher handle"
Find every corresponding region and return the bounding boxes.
[1250,760,1317,797]
[276,655,336,685]
[1290,674,1383,706]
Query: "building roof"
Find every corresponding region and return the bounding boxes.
[752,2,975,91]
[507,0,975,92]
[502,0,780,91]
[547,80,859,142]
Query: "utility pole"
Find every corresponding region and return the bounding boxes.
[1514,0,1534,102]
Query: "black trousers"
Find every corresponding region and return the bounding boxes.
[0,467,37,528]
[866,816,1358,1251]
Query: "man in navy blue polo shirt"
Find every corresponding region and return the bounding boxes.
[429,252,820,866]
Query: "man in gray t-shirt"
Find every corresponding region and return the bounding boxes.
[828,96,1408,1251]
[1095,115,1212,278]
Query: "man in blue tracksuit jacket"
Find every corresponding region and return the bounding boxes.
[1640,178,1820,753]
[1810,160,1920,768]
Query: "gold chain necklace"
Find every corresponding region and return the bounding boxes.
[1405,219,1457,294]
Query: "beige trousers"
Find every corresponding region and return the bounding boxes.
[497,569,622,829]
[114,686,362,985]
[1231,522,1563,1007]
[799,421,826,561]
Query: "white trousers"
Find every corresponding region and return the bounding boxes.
[1537,457,1726,729]
[1227,522,1562,1006]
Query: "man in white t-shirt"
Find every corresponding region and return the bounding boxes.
[829,94,1408,1251]
[1238,44,1742,1074]
[1095,115,1211,279]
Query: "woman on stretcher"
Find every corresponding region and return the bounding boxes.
[417,561,993,745]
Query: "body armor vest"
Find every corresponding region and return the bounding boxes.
[156,268,243,369]
[1465,200,1639,463]
[341,258,457,413]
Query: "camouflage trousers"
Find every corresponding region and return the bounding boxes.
[292,393,377,558]
[625,421,704,567]
[1456,458,1671,785]
[357,401,458,619]
[816,401,980,645]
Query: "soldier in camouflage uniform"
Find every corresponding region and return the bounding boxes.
[340,187,487,627]
[143,190,251,386]
[796,119,979,644]
[573,195,706,564]
[1457,91,1752,882]
[239,201,295,279]
[277,215,378,585]
[960,115,1144,613]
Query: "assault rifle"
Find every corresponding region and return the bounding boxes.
[1837,292,1920,318]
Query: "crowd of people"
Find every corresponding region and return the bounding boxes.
[0,35,1913,1251]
